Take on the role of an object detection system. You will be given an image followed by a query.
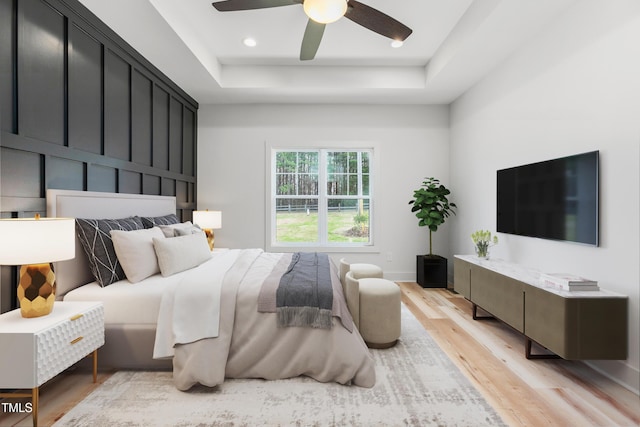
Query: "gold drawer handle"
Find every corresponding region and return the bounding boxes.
[70,314,84,321]
[70,336,84,345]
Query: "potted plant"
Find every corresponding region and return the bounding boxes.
[409,177,457,287]
[471,230,498,259]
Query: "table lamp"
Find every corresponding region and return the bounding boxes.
[192,210,222,250]
[0,215,75,318]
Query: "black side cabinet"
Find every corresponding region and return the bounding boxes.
[417,255,448,288]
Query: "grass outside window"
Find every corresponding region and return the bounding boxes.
[276,210,369,243]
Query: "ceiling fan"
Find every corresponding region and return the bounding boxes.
[211,0,413,60]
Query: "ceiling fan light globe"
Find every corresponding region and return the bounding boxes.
[303,0,347,24]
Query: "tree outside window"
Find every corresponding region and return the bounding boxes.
[273,149,372,247]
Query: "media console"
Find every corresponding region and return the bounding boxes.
[453,255,628,360]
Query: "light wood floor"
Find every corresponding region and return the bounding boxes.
[1,283,638,426]
[399,282,639,427]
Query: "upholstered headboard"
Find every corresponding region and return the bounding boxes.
[46,189,176,298]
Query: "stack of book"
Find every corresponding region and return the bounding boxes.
[540,273,600,292]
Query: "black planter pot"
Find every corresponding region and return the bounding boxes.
[416,255,448,288]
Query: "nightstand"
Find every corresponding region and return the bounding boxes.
[0,301,104,427]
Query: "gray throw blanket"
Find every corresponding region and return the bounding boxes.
[275,252,333,329]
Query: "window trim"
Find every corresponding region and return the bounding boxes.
[265,140,380,253]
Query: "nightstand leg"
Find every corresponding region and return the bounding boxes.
[32,386,38,427]
[92,350,98,383]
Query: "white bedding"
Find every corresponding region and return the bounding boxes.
[153,249,245,358]
[65,247,376,389]
[166,249,376,390]
[63,251,232,325]
[64,278,166,325]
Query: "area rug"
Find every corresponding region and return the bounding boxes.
[54,305,505,426]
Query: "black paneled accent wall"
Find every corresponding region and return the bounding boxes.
[0,0,199,312]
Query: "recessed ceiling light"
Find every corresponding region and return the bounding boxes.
[391,40,404,48]
[243,37,257,47]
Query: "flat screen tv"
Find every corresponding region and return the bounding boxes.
[496,151,599,246]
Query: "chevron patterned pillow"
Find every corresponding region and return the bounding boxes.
[75,216,144,287]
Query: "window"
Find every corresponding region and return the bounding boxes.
[271,148,373,248]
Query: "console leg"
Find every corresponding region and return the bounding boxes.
[472,304,494,320]
[525,337,561,359]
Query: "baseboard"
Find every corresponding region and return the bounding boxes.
[382,271,416,282]
[586,359,640,396]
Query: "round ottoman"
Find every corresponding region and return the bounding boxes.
[350,263,383,279]
[339,258,383,283]
[358,278,401,349]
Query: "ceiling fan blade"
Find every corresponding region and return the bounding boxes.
[300,19,325,61]
[212,0,300,12]
[344,0,412,41]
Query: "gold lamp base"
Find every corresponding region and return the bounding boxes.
[203,228,215,250]
[17,263,56,318]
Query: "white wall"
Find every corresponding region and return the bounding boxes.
[197,104,451,280]
[449,0,640,393]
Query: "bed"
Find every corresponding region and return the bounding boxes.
[46,189,375,390]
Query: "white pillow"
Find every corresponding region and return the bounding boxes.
[158,221,203,238]
[175,223,204,236]
[110,227,165,283]
[153,232,212,276]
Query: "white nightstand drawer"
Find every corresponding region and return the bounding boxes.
[0,301,105,389]
[36,305,104,385]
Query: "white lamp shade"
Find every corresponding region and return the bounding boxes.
[303,0,347,24]
[193,210,222,230]
[0,217,75,265]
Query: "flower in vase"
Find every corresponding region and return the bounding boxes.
[471,230,498,259]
